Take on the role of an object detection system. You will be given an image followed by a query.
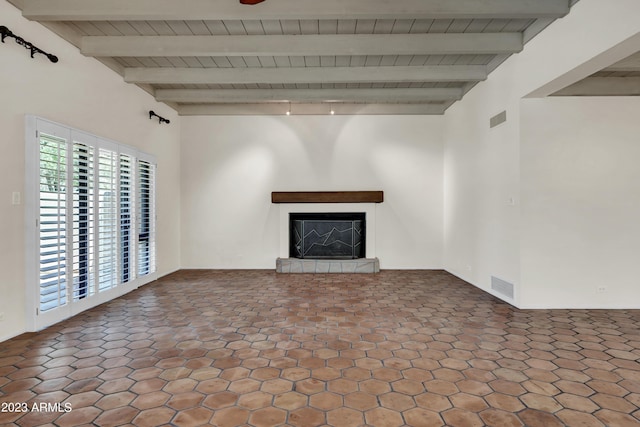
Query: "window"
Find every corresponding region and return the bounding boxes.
[120,154,132,283]
[137,159,155,277]
[72,141,94,300]
[26,117,157,330]
[38,133,68,313]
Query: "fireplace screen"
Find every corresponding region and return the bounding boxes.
[290,213,365,259]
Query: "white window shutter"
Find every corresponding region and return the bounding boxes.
[137,159,156,277]
[28,116,157,330]
[38,132,69,313]
[71,142,95,300]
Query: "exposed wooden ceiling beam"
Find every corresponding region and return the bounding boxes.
[178,103,447,116]
[22,0,570,21]
[124,65,488,85]
[81,34,522,57]
[552,77,640,96]
[605,52,640,72]
[155,88,463,103]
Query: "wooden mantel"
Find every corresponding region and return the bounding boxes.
[272,191,383,204]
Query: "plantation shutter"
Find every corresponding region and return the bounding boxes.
[71,140,95,300]
[119,153,134,283]
[137,159,156,277]
[98,148,118,292]
[38,132,69,313]
[28,116,158,330]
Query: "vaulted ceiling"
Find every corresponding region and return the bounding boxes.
[9,0,579,115]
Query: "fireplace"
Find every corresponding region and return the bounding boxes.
[274,193,381,273]
[290,212,366,259]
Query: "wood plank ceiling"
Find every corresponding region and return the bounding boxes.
[10,0,578,115]
[552,51,640,96]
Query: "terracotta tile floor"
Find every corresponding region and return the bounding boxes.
[1,270,640,427]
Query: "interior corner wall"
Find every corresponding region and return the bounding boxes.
[442,0,640,308]
[180,115,444,270]
[520,97,640,309]
[442,76,522,304]
[0,1,181,342]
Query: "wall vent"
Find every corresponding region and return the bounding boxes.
[490,110,507,128]
[491,276,514,299]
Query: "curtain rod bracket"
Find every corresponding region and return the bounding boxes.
[149,110,170,124]
[0,25,58,63]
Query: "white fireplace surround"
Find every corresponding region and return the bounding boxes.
[279,203,377,259]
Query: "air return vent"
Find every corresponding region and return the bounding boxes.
[490,110,507,128]
[491,276,514,299]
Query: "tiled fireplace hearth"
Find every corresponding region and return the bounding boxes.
[273,191,382,273]
[276,257,380,273]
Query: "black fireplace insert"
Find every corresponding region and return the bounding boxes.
[289,212,366,259]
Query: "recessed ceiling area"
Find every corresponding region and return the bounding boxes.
[9,0,579,115]
[551,51,640,96]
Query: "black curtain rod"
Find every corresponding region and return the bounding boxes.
[0,25,58,63]
[149,110,170,124]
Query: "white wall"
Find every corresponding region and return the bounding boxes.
[180,115,443,269]
[443,65,522,304]
[0,1,181,341]
[520,97,640,308]
[443,0,640,308]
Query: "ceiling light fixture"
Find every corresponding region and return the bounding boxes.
[240,0,266,4]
